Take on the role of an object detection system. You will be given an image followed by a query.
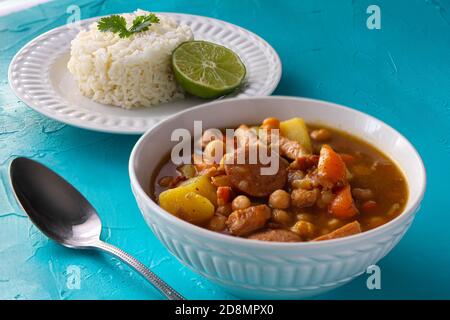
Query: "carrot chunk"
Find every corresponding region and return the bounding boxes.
[318,145,347,186]
[328,185,359,219]
[314,221,361,241]
[217,186,233,206]
[261,117,280,130]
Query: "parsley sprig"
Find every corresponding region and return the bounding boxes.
[97,13,160,38]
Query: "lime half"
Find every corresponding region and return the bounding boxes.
[172,41,246,99]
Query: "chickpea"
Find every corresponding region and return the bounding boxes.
[291,188,319,208]
[291,221,316,239]
[271,209,292,226]
[327,218,344,229]
[310,128,331,142]
[291,178,313,190]
[269,189,290,209]
[231,195,251,211]
[208,215,227,232]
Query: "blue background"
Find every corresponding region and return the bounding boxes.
[0,0,449,299]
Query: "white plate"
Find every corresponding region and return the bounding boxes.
[8,13,282,134]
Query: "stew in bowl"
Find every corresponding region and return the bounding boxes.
[151,117,408,242]
[130,96,425,298]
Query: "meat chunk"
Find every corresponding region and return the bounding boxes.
[224,145,288,197]
[278,136,309,160]
[289,155,319,171]
[168,175,187,188]
[226,205,271,236]
[291,188,319,208]
[248,229,301,242]
[314,221,362,241]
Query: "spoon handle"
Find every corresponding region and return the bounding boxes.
[93,240,185,300]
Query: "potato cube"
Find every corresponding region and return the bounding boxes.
[280,117,312,153]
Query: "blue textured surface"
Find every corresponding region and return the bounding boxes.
[0,0,449,300]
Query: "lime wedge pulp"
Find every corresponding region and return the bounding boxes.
[172,41,246,99]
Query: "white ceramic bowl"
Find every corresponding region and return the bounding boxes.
[129,96,426,299]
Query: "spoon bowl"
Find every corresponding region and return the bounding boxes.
[9,157,184,300]
[10,157,101,247]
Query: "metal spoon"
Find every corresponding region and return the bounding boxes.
[9,157,184,300]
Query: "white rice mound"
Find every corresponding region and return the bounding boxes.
[67,10,193,109]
